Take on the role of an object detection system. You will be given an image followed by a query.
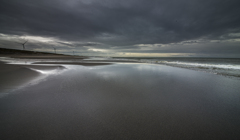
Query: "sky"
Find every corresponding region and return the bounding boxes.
[0,0,240,57]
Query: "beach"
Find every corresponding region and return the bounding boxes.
[1,56,240,140]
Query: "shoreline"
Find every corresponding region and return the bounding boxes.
[0,55,113,95]
[0,62,40,95]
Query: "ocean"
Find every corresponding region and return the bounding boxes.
[110,57,240,79]
[1,56,240,79]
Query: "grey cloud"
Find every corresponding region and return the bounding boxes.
[0,0,240,56]
[56,42,74,46]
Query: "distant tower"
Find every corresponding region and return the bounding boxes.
[53,47,56,53]
[19,40,28,50]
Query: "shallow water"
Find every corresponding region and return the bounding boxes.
[112,57,240,79]
[1,63,240,139]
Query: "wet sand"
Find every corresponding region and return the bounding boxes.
[0,57,110,95]
[1,59,240,139]
[33,62,112,66]
[0,62,39,94]
[0,61,66,95]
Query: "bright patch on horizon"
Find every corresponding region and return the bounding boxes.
[89,48,109,52]
[122,53,194,57]
[24,36,55,42]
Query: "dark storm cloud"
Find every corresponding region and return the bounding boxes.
[0,0,240,55]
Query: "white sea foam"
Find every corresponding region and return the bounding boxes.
[106,57,240,78]
[161,61,240,70]
[108,58,240,71]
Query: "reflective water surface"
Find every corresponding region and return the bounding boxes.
[1,63,240,139]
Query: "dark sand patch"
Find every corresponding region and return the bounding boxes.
[0,62,65,94]
[33,62,112,66]
[8,55,86,59]
[0,62,40,94]
[0,48,87,59]
[0,54,86,60]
